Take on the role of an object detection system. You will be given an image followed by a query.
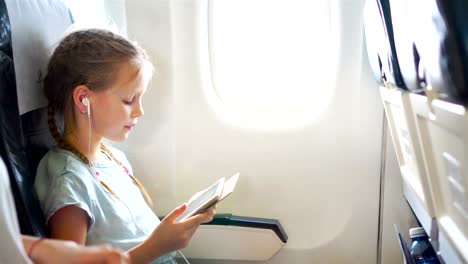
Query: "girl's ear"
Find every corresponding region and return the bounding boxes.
[73,85,91,113]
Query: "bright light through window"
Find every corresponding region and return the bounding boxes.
[208,0,336,129]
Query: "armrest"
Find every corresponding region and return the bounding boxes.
[181,213,288,261]
[204,214,288,243]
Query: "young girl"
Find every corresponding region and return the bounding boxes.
[34,28,215,264]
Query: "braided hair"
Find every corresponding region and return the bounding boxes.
[45,28,153,205]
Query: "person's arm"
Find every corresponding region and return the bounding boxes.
[22,235,130,264]
[48,202,215,263]
[48,205,88,244]
[128,203,216,264]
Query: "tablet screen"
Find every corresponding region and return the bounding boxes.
[176,180,223,222]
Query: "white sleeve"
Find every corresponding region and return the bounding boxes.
[0,158,31,264]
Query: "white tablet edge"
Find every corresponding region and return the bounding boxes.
[176,177,224,222]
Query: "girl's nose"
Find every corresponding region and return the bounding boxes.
[132,102,144,118]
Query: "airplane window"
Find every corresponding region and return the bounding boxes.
[207,0,336,129]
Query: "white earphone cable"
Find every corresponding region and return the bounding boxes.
[87,101,101,189]
[86,100,91,164]
[178,250,190,264]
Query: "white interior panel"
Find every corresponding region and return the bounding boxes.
[182,225,285,261]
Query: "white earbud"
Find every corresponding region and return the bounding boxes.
[82,97,89,106]
[82,97,90,110]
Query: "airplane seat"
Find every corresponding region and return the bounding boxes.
[363,0,405,89]
[0,0,72,237]
[365,0,436,224]
[405,1,468,262]
[366,0,468,262]
[410,0,468,105]
[0,0,48,237]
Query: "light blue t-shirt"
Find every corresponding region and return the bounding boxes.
[34,147,177,264]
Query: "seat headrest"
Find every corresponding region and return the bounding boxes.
[5,0,72,115]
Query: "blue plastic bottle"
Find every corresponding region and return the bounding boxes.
[409,227,440,264]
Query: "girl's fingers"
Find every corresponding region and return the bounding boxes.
[204,206,216,216]
[181,209,215,227]
[163,203,187,223]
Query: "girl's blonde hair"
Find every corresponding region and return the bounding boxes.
[45,28,153,205]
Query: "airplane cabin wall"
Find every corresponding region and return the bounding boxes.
[120,0,407,263]
[380,124,419,264]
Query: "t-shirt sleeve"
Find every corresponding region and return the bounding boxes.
[41,172,95,229]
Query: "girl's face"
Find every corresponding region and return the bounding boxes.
[90,62,148,142]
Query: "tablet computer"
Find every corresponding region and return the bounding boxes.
[176,173,239,222]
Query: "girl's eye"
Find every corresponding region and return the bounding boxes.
[123,97,135,105]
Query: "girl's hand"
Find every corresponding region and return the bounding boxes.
[152,203,216,251]
[129,203,216,263]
